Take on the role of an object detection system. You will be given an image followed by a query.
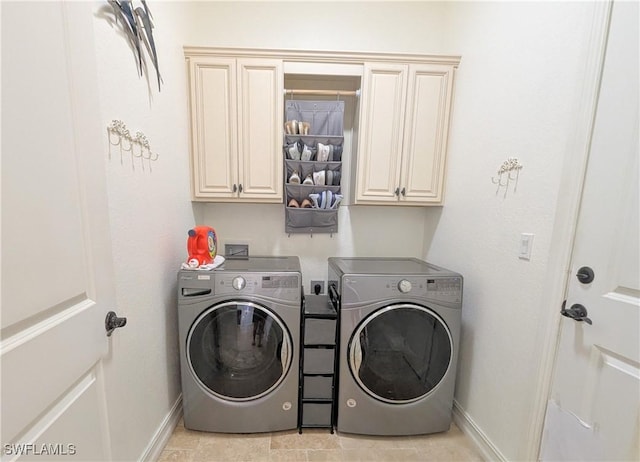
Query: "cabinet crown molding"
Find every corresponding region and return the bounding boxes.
[183,46,461,67]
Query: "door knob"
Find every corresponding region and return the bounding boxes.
[576,266,595,284]
[561,303,592,325]
[105,311,127,336]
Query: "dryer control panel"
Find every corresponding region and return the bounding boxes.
[339,275,462,307]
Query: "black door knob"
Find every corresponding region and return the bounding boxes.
[561,303,592,325]
[576,266,595,284]
[105,311,127,337]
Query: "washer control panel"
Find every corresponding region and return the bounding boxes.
[426,277,462,303]
[216,273,300,295]
[178,270,301,302]
[261,275,299,289]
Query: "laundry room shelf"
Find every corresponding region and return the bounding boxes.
[298,293,339,433]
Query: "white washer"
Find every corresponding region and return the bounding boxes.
[328,257,462,436]
[178,257,301,433]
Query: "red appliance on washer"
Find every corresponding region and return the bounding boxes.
[186,226,217,266]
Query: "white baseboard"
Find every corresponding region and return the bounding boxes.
[139,394,183,462]
[453,400,506,462]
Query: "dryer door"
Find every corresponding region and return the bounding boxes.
[187,301,292,401]
[349,303,452,404]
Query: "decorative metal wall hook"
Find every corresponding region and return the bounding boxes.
[107,119,158,171]
[492,157,523,198]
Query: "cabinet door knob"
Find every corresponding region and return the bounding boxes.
[394,187,400,196]
[232,184,237,193]
[238,184,243,193]
[401,187,406,196]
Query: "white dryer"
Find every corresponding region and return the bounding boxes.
[177,257,301,433]
[328,257,462,436]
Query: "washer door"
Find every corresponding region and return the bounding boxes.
[348,303,452,404]
[187,301,292,401]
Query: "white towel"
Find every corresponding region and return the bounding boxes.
[180,255,226,270]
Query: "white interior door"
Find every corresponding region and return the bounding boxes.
[1,2,116,460]
[540,2,639,460]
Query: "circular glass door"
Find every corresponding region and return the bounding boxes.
[187,301,292,401]
[348,304,452,404]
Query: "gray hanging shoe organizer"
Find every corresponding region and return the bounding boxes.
[284,100,344,235]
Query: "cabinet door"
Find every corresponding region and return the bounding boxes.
[237,58,283,202]
[188,56,238,199]
[354,63,407,203]
[399,64,455,204]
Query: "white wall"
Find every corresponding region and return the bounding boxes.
[184,1,447,53]
[200,203,431,290]
[187,1,448,289]
[426,2,597,460]
[92,2,194,459]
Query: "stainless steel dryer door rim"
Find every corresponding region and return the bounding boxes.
[185,300,293,402]
[348,303,453,405]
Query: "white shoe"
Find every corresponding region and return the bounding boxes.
[301,144,313,161]
[287,143,301,160]
[313,170,325,186]
[317,143,330,162]
[289,171,301,184]
[309,193,320,208]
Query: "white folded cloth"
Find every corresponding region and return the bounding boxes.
[180,255,226,270]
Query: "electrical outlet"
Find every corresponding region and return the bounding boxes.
[310,280,325,295]
[225,244,249,258]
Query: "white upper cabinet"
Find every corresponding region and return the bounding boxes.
[354,62,456,205]
[187,55,283,202]
[185,48,459,206]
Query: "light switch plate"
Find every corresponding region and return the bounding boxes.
[519,233,534,260]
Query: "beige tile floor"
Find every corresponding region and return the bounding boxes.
[159,419,483,462]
